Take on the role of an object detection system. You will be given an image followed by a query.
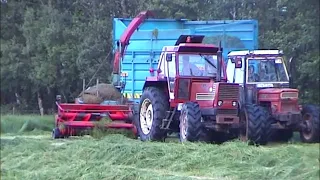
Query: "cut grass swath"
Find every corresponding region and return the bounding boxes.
[1,134,319,180]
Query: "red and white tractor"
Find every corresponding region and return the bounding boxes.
[135,36,271,145]
[226,49,319,143]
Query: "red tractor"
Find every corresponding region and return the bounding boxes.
[226,49,319,143]
[135,35,271,145]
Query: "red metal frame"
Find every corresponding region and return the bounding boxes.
[55,102,137,137]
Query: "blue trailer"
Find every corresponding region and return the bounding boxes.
[113,17,259,102]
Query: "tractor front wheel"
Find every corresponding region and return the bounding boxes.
[137,87,169,141]
[179,102,206,142]
[299,105,320,143]
[239,104,271,145]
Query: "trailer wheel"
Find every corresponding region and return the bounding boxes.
[137,87,169,141]
[239,104,271,145]
[179,102,205,142]
[300,105,320,143]
[52,128,63,139]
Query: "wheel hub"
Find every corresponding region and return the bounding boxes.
[140,99,153,135]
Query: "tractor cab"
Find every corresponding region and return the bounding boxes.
[158,35,226,80]
[226,49,320,144]
[226,50,300,114]
[227,50,289,86]
[154,35,236,110]
[177,52,223,78]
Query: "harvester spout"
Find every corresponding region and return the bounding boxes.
[112,10,155,75]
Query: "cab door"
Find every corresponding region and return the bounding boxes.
[172,53,190,101]
[164,53,176,100]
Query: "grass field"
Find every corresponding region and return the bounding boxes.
[1,115,319,180]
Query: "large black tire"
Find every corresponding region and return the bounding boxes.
[179,102,206,142]
[239,104,271,145]
[299,105,320,143]
[264,113,275,143]
[136,87,169,141]
[270,129,293,142]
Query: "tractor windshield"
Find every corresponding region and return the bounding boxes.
[178,54,224,77]
[247,58,289,83]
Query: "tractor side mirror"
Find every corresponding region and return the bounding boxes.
[56,95,62,104]
[235,58,242,68]
[288,57,293,75]
[166,53,173,62]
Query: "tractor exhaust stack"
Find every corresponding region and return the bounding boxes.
[217,41,222,82]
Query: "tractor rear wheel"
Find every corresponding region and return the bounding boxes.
[239,104,271,145]
[179,102,206,142]
[299,105,320,143]
[137,87,169,141]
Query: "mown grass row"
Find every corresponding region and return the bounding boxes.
[0,114,136,138]
[1,114,54,135]
[1,115,319,180]
[1,134,319,180]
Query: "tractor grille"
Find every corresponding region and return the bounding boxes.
[281,102,298,112]
[196,93,215,100]
[217,109,238,115]
[218,83,239,100]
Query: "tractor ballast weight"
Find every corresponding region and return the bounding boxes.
[226,49,320,143]
[135,35,271,145]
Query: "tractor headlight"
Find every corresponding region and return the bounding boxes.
[232,101,237,107]
[218,100,223,106]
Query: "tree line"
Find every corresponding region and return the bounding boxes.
[1,0,319,114]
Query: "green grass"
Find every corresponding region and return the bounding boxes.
[1,114,54,135]
[1,115,319,180]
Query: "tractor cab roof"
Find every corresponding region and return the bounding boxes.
[228,49,283,57]
[162,35,222,54]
